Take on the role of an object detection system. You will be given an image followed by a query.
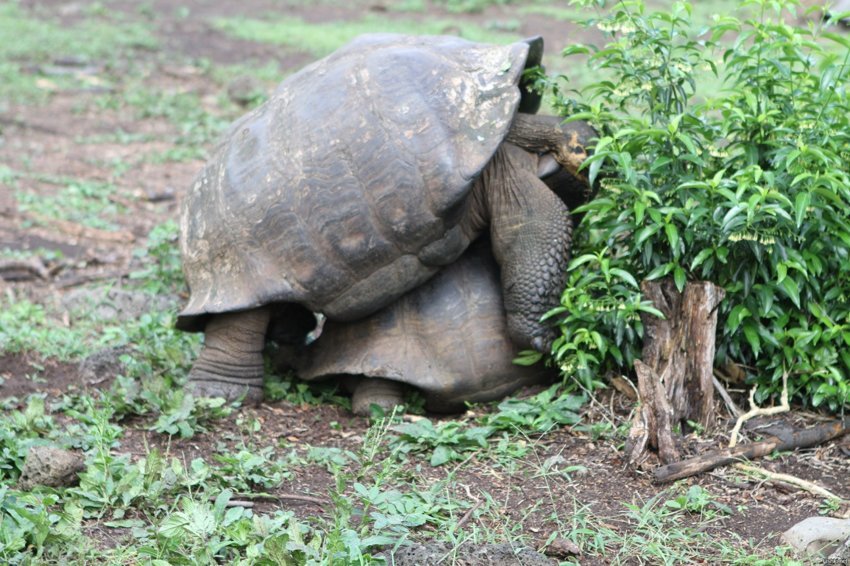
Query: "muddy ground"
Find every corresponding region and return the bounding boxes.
[1,0,848,563]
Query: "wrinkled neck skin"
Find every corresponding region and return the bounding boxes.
[466,142,574,351]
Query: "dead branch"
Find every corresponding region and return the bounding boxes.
[712,373,742,418]
[455,498,484,531]
[0,258,49,281]
[653,416,850,483]
[734,463,845,501]
[212,493,328,508]
[56,271,127,289]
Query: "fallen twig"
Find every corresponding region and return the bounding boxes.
[212,493,328,508]
[733,463,845,502]
[712,372,742,418]
[455,498,484,531]
[56,271,127,289]
[653,417,850,482]
[0,258,49,281]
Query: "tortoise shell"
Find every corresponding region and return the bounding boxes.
[291,238,553,412]
[177,33,543,331]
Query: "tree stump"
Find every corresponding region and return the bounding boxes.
[624,278,726,467]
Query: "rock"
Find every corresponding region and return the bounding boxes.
[18,446,85,490]
[379,541,556,565]
[830,535,850,562]
[226,75,266,107]
[781,516,850,557]
[78,345,131,384]
[545,537,581,558]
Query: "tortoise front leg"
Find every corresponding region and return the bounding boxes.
[187,307,270,404]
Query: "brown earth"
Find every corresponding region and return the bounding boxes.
[1,0,848,562]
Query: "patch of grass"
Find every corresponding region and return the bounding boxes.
[212,15,519,57]
[0,3,157,103]
[119,87,232,149]
[433,0,514,14]
[15,178,127,231]
[517,4,585,21]
[0,298,91,360]
[390,385,584,466]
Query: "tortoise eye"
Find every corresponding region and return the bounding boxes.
[572,146,586,155]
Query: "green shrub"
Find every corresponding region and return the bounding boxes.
[553,0,850,411]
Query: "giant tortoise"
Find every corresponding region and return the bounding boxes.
[277,167,594,415]
[177,33,597,404]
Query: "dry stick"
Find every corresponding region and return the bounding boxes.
[712,373,742,418]
[455,498,484,531]
[724,372,847,501]
[213,493,328,508]
[0,258,49,280]
[655,369,850,500]
[653,417,850,483]
[733,464,845,501]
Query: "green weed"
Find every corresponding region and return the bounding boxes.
[0,3,156,102]
[213,15,518,57]
[15,178,127,231]
[0,298,90,360]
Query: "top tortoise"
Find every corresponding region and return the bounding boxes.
[177,33,596,404]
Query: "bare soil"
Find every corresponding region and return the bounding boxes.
[2,0,848,562]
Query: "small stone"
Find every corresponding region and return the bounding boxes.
[226,75,266,107]
[78,345,131,384]
[781,516,850,557]
[546,537,581,558]
[146,186,176,203]
[18,446,85,490]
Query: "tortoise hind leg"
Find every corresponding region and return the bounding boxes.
[351,377,405,416]
[187,307,270,404]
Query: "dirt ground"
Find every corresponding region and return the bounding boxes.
[1,0,849,563]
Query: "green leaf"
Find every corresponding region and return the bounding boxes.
[743,323,761,357]
[609,268,639,289]
[794,192,810,228]
[636,224,661,246]
[673,266,687,292]
[727,304,751,333]
[781,277,801,308]
[691,248,713,270]
[665,223,679,252]
[430,445,452,467]
[513,351,543,366]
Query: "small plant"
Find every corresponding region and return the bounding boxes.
[664,485,731,519]
[213,446,292,491]
[485,384,584,433]
[129,221,185,294]
[391,417,492,466]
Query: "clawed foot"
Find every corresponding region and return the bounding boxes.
[351,378,405,416]
[187,372,264,405]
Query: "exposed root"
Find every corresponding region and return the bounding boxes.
[728,371,789,448]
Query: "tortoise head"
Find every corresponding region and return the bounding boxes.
[552,120,597,184]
